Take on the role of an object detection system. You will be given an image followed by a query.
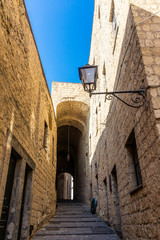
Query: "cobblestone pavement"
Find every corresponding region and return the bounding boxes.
[32,201,120,240]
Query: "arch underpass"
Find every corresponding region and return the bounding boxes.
[56,100,90,203]
[57,172,74,200]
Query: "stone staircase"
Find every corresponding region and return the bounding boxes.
[32,201,120,240]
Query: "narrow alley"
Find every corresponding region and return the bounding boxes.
[0,1,160,240]
[32,201,120,240]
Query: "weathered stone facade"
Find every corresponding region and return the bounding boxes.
[0,0,160,239]
[0,0,57,239]
[88,0,160,239]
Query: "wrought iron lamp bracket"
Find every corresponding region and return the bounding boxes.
[89,87,146,109]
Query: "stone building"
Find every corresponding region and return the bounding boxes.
[87,0,160,239]
[0,0,57,239]
[0,0,160,239]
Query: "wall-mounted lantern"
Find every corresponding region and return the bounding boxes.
[78,64,98,94]
[78,64,146,108]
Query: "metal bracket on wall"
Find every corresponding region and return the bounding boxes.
[90,86,146,109]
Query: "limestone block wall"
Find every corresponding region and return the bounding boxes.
[0,0,57,238]
[51,82,90,113]
[89,0,160,239]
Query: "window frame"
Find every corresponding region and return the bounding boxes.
[112,8,118,39]
[109,1,119,52]
[43,121,48,151]
[126,130,143,194]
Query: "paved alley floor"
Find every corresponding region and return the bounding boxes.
[32,201,120,240]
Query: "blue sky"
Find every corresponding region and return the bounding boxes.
[25,0,94,92]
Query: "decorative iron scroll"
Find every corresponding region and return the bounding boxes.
[90,87,146,108]
[85,83,96,95]
[106,94,113,101]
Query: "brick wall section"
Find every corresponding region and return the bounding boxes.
[89,0,160,239]
[0,0,57,236]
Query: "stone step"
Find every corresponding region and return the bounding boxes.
[32,234,119,240]
[56,208,90,212]
[49,217,101,222]
[56,213,93,216]
[42,222,107,228]
[56,209,91,213]
[53,214,94,218]
[32,202,120,240]
[35,227,114,235]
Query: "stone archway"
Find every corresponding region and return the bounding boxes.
[57,172,74,200]
[51,82,90,204]
[57,124,82,201]
[56,100,90,203]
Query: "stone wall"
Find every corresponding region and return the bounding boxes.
[52,82,91,204]
[51,82,90,113]
[0,0,160,238]
[0,0,57,238]
[89,0,160,239]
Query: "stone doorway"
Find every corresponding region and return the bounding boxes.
[0,149,17,240]
[111,165,121,234]
[17,163,33,240]
[0,132,35,240]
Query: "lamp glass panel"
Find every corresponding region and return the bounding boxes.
[81,67,96,84]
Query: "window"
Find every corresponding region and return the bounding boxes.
[95,162,98,174]
[98,5,100,19]
[111,165,121,230]
[96,174,99,195]
[103,178,109,221]
[43,121,48,150]
[102,62,106,76]
[112,8,118,39]
[109,175,112,192]
[103,178,108,203]
[126,130,143,192]
[96,107,98,135]
[49,112,52,130]
[109,0,119,52]
[52,137,54,164]
[89,135,91,157]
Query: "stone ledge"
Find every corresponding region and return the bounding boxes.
[129,184,143,195]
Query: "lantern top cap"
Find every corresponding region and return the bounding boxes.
[79,64,97,69]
